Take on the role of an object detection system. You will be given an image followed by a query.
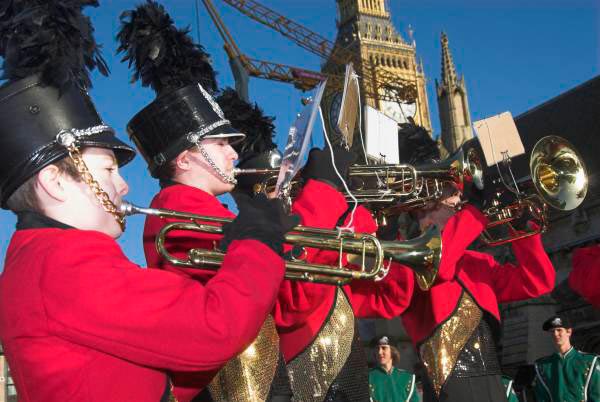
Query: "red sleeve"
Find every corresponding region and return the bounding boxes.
[292,179,348,228]
[289,179,350,264]
[275,183,379,329]
[345,262,415,318]
[483,233,555,303]
[437,204,488,282]
[42,231,284,373]
[570,245,600,307]
[274,180,349,332]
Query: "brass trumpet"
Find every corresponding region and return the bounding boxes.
[120,202,442,289]
[481,135,587,246]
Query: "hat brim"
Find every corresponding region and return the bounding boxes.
[79,130,137,167]
[542,320,572,331]
[203,124,245,146]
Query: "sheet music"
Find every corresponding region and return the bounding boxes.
[473,111,525,167]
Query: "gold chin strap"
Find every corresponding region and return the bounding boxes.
[66,143,126,232]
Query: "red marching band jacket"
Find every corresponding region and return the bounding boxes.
[143,180,415,366]
[0,228,284,401]
[401,204,556,346]
[570,244,600,308]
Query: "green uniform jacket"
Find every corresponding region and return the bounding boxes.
[369,366,419,402]
[534,347,600,402]
[502,375,519,402]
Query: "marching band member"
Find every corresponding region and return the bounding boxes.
[119,3,298,401]
[0,1,290,401]
[569,244,600,307]
[398,125,556,402]
[221,88,419,402]
[369,335,420,402]
[533,315,600,402]
[271,146,417,402]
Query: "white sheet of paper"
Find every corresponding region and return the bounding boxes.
[473,111,525,167]
[364,105,399,164]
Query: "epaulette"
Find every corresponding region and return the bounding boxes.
[578,351,599,359]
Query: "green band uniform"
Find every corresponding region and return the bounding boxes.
[369,366,419,402]
[534,347,600,402]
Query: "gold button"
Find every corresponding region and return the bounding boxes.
[474,342,480,349]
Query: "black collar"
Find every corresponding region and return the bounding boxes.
[159,178,180,189]
[16,211,73,230]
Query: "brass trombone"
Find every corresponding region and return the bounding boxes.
[233,141,484,208]
[480,135,588,246]
[119,202,442,289]
[347,141,485,208]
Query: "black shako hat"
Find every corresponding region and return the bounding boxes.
[398,122,440,165]
[375,335,391,347]
[117,1,244,178]
[542,315,573,331]
[0,1,136,208]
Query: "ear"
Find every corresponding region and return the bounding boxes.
[174,149,192,172]
[36,164,68,202]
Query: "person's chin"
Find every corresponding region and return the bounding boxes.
[102,220,123,239]
[221,182,235,194]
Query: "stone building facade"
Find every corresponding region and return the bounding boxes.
[322,0,432,142]
[499,76,600,378]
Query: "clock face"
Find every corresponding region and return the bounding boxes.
[381,100,402,123]
[400,102,417,120]
[328,92,343,133]
[381,100,416,124]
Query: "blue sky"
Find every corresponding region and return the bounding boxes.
[1,0,598,267]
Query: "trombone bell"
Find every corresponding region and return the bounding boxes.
[481,135,588,246]
[531,135,587,211]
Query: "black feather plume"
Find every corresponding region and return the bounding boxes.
[0,0,108,90]
[216,88,276,155]
[398,123,440,165]
[117,0,217,96]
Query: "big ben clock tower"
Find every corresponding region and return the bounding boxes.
[322,0,432,142]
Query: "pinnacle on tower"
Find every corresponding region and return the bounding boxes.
[440,32,458,86]
[435,31,473,154]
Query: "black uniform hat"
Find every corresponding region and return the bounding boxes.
[398,122,440,165]
[0,0,136,208]
[117,1,244,177]
[216,88,280,194]
[542,315,573,331]
[375,335,391,346]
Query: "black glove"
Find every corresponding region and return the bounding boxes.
[510,206,533,232]
[301,146,357,190]
[464,183,487,211]
[220,193,300,255]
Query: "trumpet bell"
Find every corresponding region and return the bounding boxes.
[530,135,588,211]
[381,225,442,291]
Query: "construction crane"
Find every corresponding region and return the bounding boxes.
[216,0,417,103]
[202,0,343,100]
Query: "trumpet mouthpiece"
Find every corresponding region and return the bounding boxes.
[118,201,135,216]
